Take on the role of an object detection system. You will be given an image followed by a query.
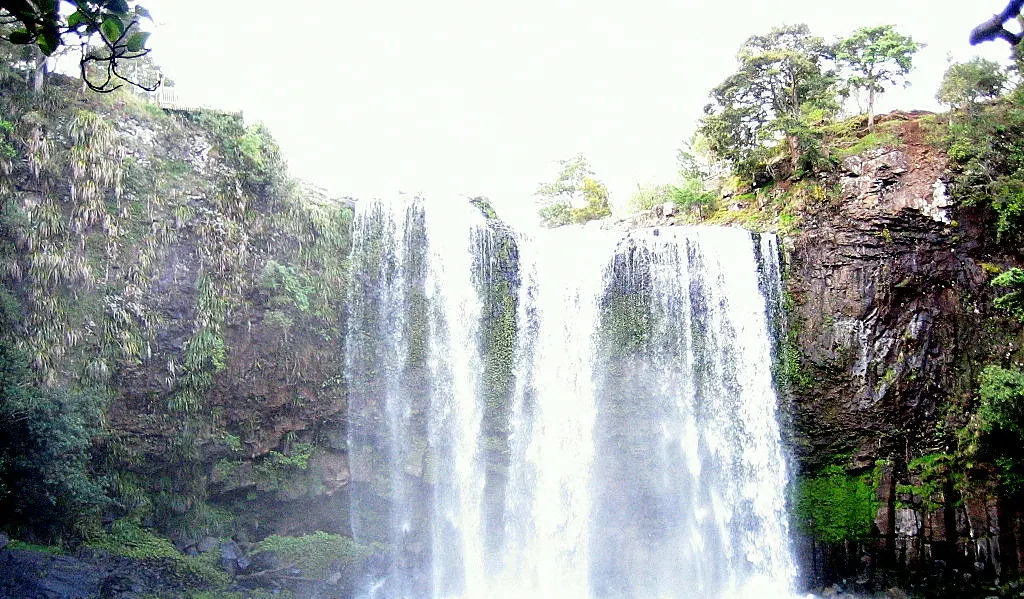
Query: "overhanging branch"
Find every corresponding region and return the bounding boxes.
[971,0,1024,45]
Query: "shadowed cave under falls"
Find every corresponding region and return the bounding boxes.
[344,197,797,599]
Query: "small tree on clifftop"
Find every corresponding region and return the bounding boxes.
[937,57,1007,113]
[835,25,922,130]
[535,154,611,227]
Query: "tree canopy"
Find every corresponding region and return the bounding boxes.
[0,0,154,91]
[937,57,1007,112]
[698,24,837,183]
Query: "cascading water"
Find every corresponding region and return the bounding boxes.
[345,197,796,599]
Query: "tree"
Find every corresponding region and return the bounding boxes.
[535,154,612,227]
[0,0,155,92]
[937,57,1007,112]
[835,25,922,130]
[629,184,674,213]
[670,179,718,220]
[698,24,837,182]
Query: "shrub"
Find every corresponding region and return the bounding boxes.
[992,268,1024,321]
[254,531,371,578]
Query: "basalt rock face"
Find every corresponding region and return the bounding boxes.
[783,118,1024,592]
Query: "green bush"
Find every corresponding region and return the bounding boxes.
[977,365,1024,437]
[259,260,312,313]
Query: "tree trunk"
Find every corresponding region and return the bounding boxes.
[30,47,46,93]
[788,134,801,173]
[867,85,876,131]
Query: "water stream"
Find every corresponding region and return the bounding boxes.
[345,197,796,599]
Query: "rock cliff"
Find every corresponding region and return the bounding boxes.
[782,115,1023,594]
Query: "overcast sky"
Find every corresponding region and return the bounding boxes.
[142,0,1013,223]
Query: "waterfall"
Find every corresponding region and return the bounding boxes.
[345,197,796,599]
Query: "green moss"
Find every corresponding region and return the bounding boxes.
[793,464,879,543]
[87,519,230,586]
[980,262,1003,276]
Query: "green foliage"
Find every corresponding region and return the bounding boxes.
[260,260,313,313]
[170,274,228,413]
[992,267,1024,320]
[251,442,316,491]
[780,323,813,393]
[537,202,572,227]
[899,453,958,512]
[253,532,372,578]
[937,57,1007,111]
[469,196,499,220]
[222,433,243,453]
[995,456,1024,494]
[670,179,718,218]
[7,540,65,554]
[187,112,284,195]
[0,75,353,548]
[793,464,879,542]
[0,340,109,540]
[263,442,314,470]
[535,154,611,227]
[976,365,1024,437]
[0,118,14,158]
[629,184,672,213]
[2,1,151,66]
[831,129,901,160]
[942,88,1024,244]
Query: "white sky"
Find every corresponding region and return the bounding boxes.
[141,0,1013,223]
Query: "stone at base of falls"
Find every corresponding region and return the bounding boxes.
[0,549,126,599]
